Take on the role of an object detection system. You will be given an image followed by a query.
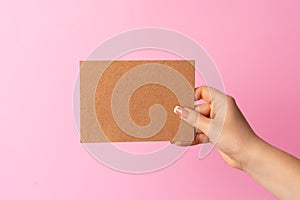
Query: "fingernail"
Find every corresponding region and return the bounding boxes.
[174,106,189,119]
[174,106,183,115]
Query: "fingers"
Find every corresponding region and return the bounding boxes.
[194,86,214,102]
[174,106,211,134]
[194,86,223,102]
[195,103,210,117]
[173,133,209,146]
[196,132,209,143]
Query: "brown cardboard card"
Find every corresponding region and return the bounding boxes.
[80,60,195,143]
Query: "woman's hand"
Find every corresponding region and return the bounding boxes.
[173,86,300,200]
[173,86,262,170]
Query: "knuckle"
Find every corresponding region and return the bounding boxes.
[225,95,236,105]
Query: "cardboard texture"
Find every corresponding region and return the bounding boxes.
[80,60,195,143]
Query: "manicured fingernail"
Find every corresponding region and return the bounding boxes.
[174,106,183,115]
[174,106,189,119]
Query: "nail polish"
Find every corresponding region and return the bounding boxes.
[173,106,183,115]
[174,106,189,119]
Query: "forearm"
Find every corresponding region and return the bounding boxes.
[244,138,300,200]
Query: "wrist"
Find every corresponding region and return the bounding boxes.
[240,133,267,173]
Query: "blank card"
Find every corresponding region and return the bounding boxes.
[80,60,195,143]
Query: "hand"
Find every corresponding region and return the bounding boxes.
[173,86,300,199]
[173,86,262,170]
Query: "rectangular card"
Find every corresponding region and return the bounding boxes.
[80,60,195,142]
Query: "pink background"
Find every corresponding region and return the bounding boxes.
[1,0,299,199]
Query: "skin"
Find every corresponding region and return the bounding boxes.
[173,86,300,200]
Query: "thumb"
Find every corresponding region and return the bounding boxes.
[174,106,211,135]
